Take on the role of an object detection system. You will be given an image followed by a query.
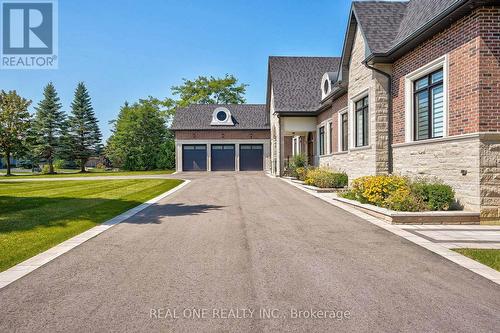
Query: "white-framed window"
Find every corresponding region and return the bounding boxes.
[337,108,348,152]
[405,55,448,142]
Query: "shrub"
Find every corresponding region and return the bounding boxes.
[295,166,309,181]
[53,159,64,170]
[384,187,426,212]
[348,175,409,206]
[289,154,307,178]
[342,175,456,212]
[304,169,348,188]
[41,164,51,174]
[291,154,307,169]
[411,181,455,211]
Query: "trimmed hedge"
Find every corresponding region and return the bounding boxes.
[304,168,348,188]
[341,175,455,212]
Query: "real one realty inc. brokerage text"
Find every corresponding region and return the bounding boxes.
[150,307,352,320]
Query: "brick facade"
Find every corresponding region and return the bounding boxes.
[478,7,500,132]
[175,130,270,140]
[392,6,500,144]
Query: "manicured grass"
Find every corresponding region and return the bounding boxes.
[0,179,183,272]
[453,248,500,271]
[0,169,174,178]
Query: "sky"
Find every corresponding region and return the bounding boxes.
[1,0,353,139]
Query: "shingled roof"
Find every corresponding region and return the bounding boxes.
[268,56,341,113]
[352,0,465,55]
[352,1,408,54]
[171,104,269,130]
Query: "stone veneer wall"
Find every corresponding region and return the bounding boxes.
[269,87,281,175]
[480,134,500,222]
[318,26,389,181]
[393,136,480,211]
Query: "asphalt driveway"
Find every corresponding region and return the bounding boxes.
[0,172,499,332]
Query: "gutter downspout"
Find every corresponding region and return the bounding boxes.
[363,61,394,174]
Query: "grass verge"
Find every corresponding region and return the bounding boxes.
[0,179,183,272]
[453,248,500,271]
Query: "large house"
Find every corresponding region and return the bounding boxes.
[172,0,500,223]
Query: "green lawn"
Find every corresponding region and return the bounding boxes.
[0,169,174,178]
[0,179,183,272]
[453,248,500,271]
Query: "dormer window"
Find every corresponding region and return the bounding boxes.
[211,107,234,126]
[216,110,228,121]
[321,72,337,100]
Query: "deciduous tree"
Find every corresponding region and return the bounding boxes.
[0,90,32,176]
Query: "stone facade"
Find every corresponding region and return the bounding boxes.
[480,133,500,223]
[318,27,390,181]
[393,135,481,211]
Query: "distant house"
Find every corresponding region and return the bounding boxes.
[171,104,270,172]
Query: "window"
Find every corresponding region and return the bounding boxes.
[414,69,444,140]
[341,113,348,151]
[355,96,369,147]
[328,122,333,154]
[319,126,325,155]
[216,110,227,121]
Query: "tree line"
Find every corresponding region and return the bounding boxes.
[0,74,247,175]
[0,82,101,176]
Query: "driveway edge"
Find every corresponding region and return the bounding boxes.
[276,176,500,285]
[0,179,191,289]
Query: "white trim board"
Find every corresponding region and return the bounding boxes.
[279,177,500,285]
[0,180,191,289]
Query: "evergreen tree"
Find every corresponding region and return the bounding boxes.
[32,82,65,174]
[67,82,102,172]
[0,90,32,176]
[105,98,170,170]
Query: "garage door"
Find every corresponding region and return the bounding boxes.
[239,144,263,171]
[182,145,207,171]
[211,144,235,171]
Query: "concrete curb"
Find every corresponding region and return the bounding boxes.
[0,179,191,289]
[278,177,500,285]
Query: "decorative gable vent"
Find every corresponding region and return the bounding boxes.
[211,107,234,126]
[321,72,338,100]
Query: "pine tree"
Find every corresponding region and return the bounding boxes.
[67,82,102,172]
[32,82,65,174]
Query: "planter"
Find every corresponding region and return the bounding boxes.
[331,195,480,225]
[301,184,348,194]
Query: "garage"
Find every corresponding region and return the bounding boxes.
[240,144,263,171]
[172,105,270,173]
[182,145,207,171]
[211,144,235,171]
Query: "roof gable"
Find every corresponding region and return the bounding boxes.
[268,56,341,113]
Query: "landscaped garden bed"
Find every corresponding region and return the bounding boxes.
[285,154,348,193]
[284,164,480,224]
